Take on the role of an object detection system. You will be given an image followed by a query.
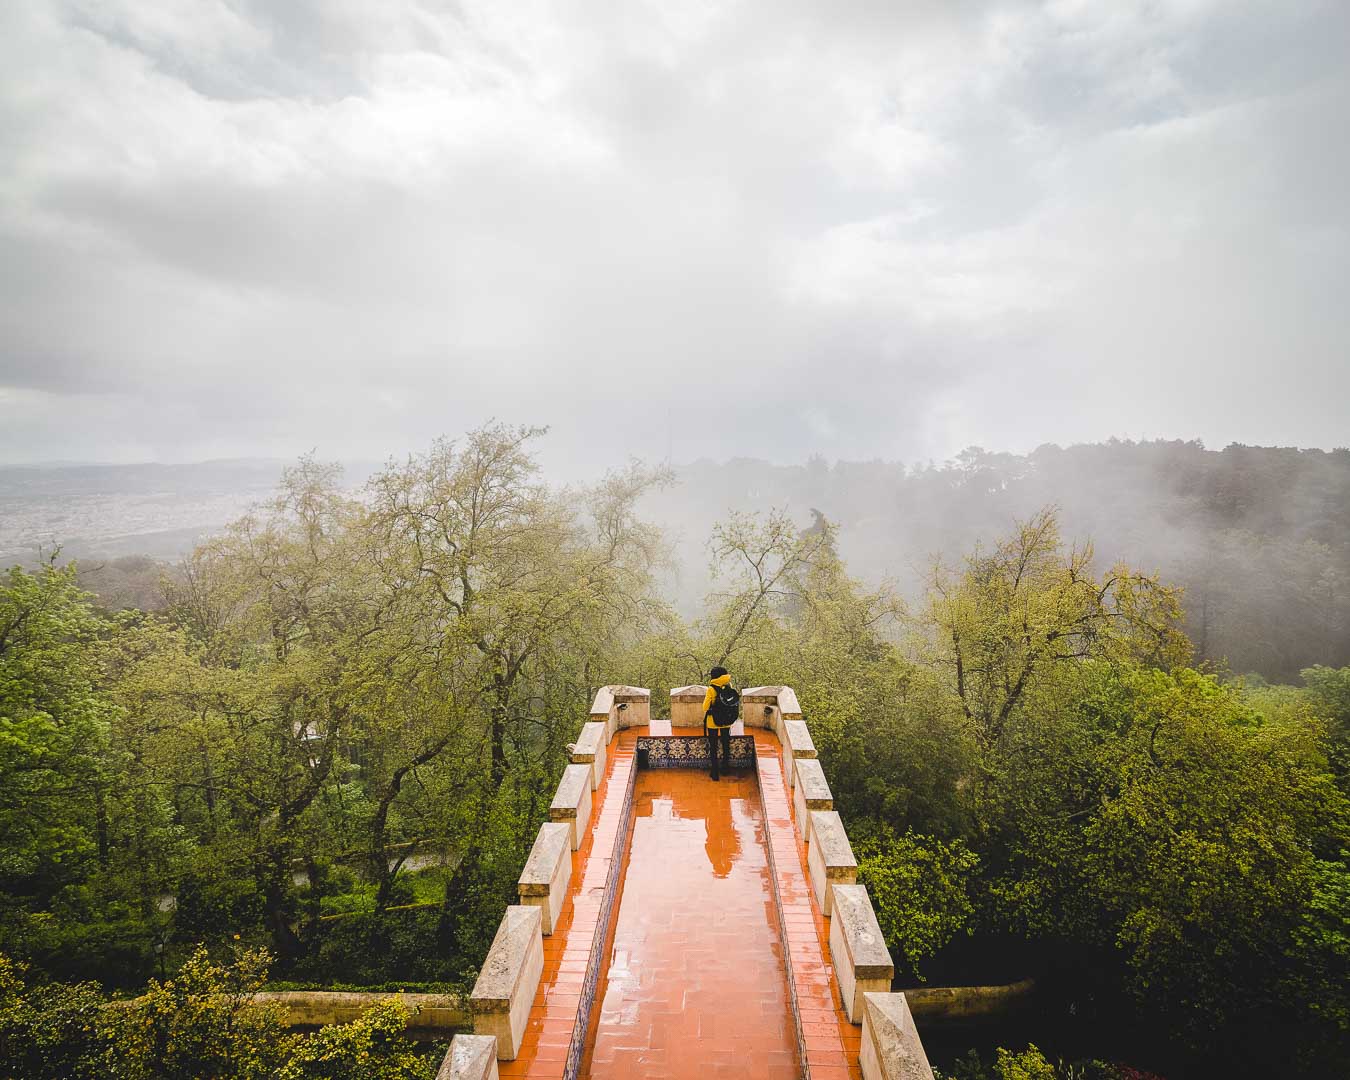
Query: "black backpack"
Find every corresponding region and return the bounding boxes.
[707,683,741,727]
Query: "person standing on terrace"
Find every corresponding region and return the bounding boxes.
[703,666,740,781]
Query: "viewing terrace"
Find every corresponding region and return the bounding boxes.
[439,685,934,1080]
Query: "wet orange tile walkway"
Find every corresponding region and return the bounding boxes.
[580,767,799,1080]
[497,724,864,1080]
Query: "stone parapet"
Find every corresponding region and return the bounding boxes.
[589,686,616,740]
[740,685,803,737]
[436,1034,500,1080]
[782,719,817,790]
[775,686,802,718]
[517,822,572,936]
[470,906,544,1060]
[669,685,708,729]
[828,884,894,1023]
[549,763,593,850]
[807,809,858,916]
[571,721,608,790]
[739,686,779,732]
[792,757,834,839]
[860,993,934,1080]
[612,685,651,730]
[904,978,1036,1021]
[591,685,651,739]
[252,990,466,1031]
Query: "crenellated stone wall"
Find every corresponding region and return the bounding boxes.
[746,684,934,1080]
[589,685,650,739]
[440,680,936,1080]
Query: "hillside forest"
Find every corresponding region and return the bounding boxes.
[1,427,1347,1079]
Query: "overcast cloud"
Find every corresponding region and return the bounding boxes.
[1,0,1346,475]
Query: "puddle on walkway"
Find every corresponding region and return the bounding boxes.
[580,769,800,1080]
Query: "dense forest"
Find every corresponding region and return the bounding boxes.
[2,428,1347,1079]
[647,440,1350,684]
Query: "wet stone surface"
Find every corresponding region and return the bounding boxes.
[783,720,817,758]
[580,770,800,1080]
[810,811,857,870]
[795,758,834,807]
[551,765,592,814]
[520,823,572,896]
[831,885,893,978]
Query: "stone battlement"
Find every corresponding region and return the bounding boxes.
[445,684,935,1080]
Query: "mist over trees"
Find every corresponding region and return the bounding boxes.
[647,440,1350,682]
[2,429,1348,1079]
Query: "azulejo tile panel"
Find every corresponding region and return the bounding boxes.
[635,734,757,769]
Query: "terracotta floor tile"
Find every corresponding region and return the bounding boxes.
[579,767,799,1080]
[479,725,875,1080]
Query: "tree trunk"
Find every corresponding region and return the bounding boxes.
[262,859,304,961]
[490,691,508,787]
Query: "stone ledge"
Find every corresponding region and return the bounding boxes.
[793,758,834,838]
[589,686,616,741]
[740,684,802,717]
[252,991,467,1030]
[590,685,651,738]
[611,685,651,730]
[860,993,934,1080]
[807,810,857,916]
[741,685,802,735]
[740,686,779,732]
[783,719,817,757]
[437,1033,500,1080]
[782,718,817,789]
[549,763,594,850]
[829,884,895,1023]
[571,721,608,790]
[470,906,544,1060]
[670,684,708,728]
[589,685,614,716]
[517,822,572,935]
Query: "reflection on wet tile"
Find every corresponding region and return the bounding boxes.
[581,770,799,1080]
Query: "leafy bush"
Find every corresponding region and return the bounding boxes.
[5,913,158,990]
[286,999,432,1079]
[0,954,108,1079]
[994,1045,1056,1080]
[0,947,438,1080]
[856,829,978,980]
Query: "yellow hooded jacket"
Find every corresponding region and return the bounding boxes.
[703,673,734,730]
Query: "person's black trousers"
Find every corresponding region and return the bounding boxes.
[707,725,731,779]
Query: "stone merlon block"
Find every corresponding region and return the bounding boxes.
[860,993,934,1080]
[784,720,817,758]
[611,685,650,730]
[591,685,650,738]
[437,1034,500,1080]
[670,685,709,729]
[549,763,593,850]
[571,721,608,790]
[517,822,572,935]
[741,685,802,735]
[793,757,833,838]
[470,906,544,1060]
[782,718,817,789]
[829,884,895,1024]
[807,810,858,917]
[589,685,614,717]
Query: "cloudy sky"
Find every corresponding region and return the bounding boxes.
[1,0,1346,476]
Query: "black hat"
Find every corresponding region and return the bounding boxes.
[709,665,728,679]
